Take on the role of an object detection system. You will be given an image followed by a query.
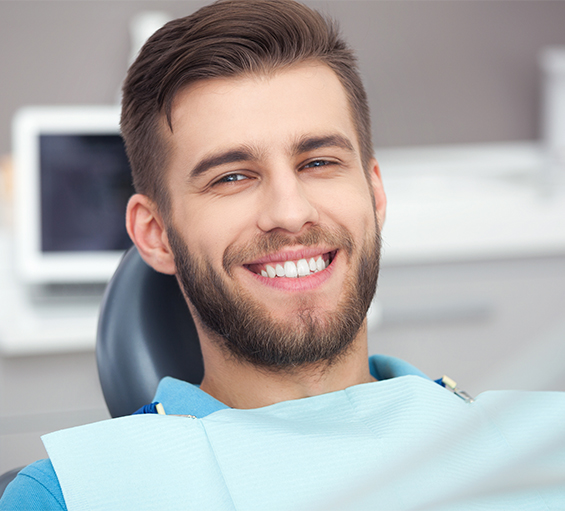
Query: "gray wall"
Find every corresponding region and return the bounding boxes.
[2,0,565,157]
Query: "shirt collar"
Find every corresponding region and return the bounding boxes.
[153,355,429,417]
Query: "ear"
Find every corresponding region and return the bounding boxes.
[368,158,386,228]
[126,194,176,275]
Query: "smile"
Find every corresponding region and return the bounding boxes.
[245,251,335,279]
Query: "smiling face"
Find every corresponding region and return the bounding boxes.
[155,63,386,368]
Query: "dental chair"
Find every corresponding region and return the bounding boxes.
[96,245,203,418]
[0,246,204,496]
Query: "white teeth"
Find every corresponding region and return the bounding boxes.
[309,258,317,272]
[297,259,310,276]
[284,260,298,278]
[261,255,331,278]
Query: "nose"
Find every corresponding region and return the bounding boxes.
[257,170,319,234]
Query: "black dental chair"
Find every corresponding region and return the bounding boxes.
[96,245,203,418]
[0,246,203,496]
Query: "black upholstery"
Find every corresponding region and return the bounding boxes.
[96,246,204,418]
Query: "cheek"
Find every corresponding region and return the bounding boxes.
[174,196,258,263]
[317,181,375,231]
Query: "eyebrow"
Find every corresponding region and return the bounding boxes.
[189,148,257,180]
[293,134,356,156]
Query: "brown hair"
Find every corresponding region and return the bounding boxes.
[121,0,372,215]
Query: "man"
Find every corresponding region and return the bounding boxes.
[2,1,564,509]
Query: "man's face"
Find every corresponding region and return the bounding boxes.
[163,63,383,369]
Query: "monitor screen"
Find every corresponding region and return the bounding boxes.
[39,134,133,253]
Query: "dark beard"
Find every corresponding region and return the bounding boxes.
[167,223,381,371]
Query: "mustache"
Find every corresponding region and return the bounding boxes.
[222,224,355,275]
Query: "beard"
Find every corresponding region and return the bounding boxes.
[167,222,381,371]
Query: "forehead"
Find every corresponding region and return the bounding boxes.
[166,63,360,166]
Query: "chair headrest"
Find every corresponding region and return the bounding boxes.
[96,246,203,418]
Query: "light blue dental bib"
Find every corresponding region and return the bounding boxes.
[43,376,565,511]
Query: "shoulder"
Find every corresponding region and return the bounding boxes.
[0,459,66,510]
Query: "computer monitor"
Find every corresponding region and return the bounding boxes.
[13,106,135,283]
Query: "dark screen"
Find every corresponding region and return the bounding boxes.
[40,134,135,252]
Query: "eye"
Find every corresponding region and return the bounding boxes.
[302,159,334,170]
[213,173,249,185]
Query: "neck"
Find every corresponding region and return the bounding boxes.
[198,324,375,409]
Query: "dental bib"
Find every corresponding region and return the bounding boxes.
[43,376,565,511]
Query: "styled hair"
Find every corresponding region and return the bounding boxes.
[121,0,373,214]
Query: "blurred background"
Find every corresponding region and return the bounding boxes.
[1,0,565,473]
